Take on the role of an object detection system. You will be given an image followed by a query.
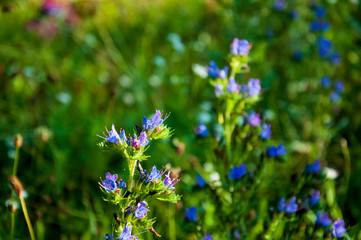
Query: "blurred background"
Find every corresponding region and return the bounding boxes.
[1,0,361,239]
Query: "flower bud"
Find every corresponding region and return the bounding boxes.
[14,134,23,148]
[9,176,23,196]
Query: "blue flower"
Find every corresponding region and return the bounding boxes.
[98,124,120,143]
[316,211,332,227]
[195,122,209,137]
[100,172,118,191]
[131,132,149,148]
[105,234,115,240]
[330,92,340,103]
[310,21,330,32]
[163,171,180,189]
[285,197,298,213]
[260,123,272,140]
[331,52,341,65]
[267,143,285,157]
[332,219,347,238]
[214,83,224,97]
[321,76,331,88]
[135,201,149,218]
[146,166,164,183]
[273,0,285,10]
[185,207,197,221]
[334,81,344,93]
[310,190,320,206]
[118,180,126,189]
[219,66,228,79]
[247,78,261,96]
[304,159,322,175]
[290,9,299,19]
[118,222,137,240]
[203,235,213,240]
[227,77,239,93]
[196,175,206,188]
[208,61,219,78]
[315,7,326,18]
[229,164,247,180]
[143,110,165,131]
[247,112,261,127]
[278,197,286,212]
[230,38,251,56]
[293,50,303,61]
[318,37,332,57]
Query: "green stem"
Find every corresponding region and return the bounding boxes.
[20,194,35,240]
[127,159,137,192]
[10,146,20,239]
[12,147,20,177]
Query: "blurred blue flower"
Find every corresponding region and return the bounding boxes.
[195,122,209,137]
[247,112,261,127]
[234,229,241,240]
[229,164,247,180]
[331,52,341,65]
[285,197,298,213]
[119,180,126,189]
[304,159,322,174]
[214,83,224,97]
[196,175,206,188]
[208,61,219,78]
[105,234,115,240]
[135,201,149,218]
[247,78,261,96]
[316,211,332,227]
[332,219,347,238]
[278,197,286,212]
[276,143,286,156]
[315,7,326,18]
[321,76,331,88]
[273,0,285,10]
[230,38,251,56]
[219,66,228,79]
[330,92,341,102]
[334,81,344,93]
[146,166,164,183]
[267,143,285,157]
[318,37,332,57]
[227,77,239,93]
[310,190,320,206]
[185,207,197,221]
[260,123,272,140]
[293,50,303,61]
[310,21,330,32]
[290,9,299,19]
[203,235,213,240]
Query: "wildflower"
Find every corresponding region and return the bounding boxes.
[332,219,347,238]
[260,123,272,140]
[143,110,167,131]
[316,211,332,227]
[146,166,164,184]
[267,143,285,157]
[229,164,247,180]
[118,222,138,240]
[278,197,286,212]
[135,201,149,218]
[310,190,320,206]
[99,125,120,144]
[195,122,209,137]
[227,77,239,93]
[185,207,197,221]
[247,78,261,96]
[318,37,332,57]
[304,159,322,174]
[208,61,219,78]
[219,66,228,79]
[234,229,241,240]
[105,234,115,240]
[293,50,303,61]
[119,180,126,189]
[203,235,213,240]
[331,52,341,65]
[334,81,344,93]
[321,76,331,88]
[100,173,119,191]
[214,84,224,97]
[138,131,149,146]
[196,175,206,188]
[310,21,330,32]
[247,112,261,127]
[290,9,299,19]
[273,0,285,10]
[163,171,180,189]
[330,92,340,102]
[315,7,326,18]
[230,38,251,56]
[285,197,298,213]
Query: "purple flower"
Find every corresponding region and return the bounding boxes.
[278,197,286,212]
[146,166,164,183]
[100,172,118,191]
[105,234,115,240]
[214,83,224,97]
[273,0,285,10]
[163,171,180,189]
[330,92,340,103]
[230,38,251,56]
[310,190,320,206]
[247,78,261,96]
[331,52,341,65]
[203,235,213,240]
[267,143,285,157]
[195,122,208,137]
[321,76,331,88]
[219,66,228,79]
[285,197,298,213]
[247,112,261,127]
[260,123,272,140]
[227,77,239,93]
[234,229,241,240]
[304,159,322,174]
[332,219,347,238]
[185,207,197,221]
[316,211,332,227]
[98,125,120,143]
[318,37,332,57]
[334,81,344,93]
[132,132,149,148]
[118,222,138,240]
[229,164,247,180]
[196,175,206,188]
[143,110,165,131]
[135,201,149,218]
